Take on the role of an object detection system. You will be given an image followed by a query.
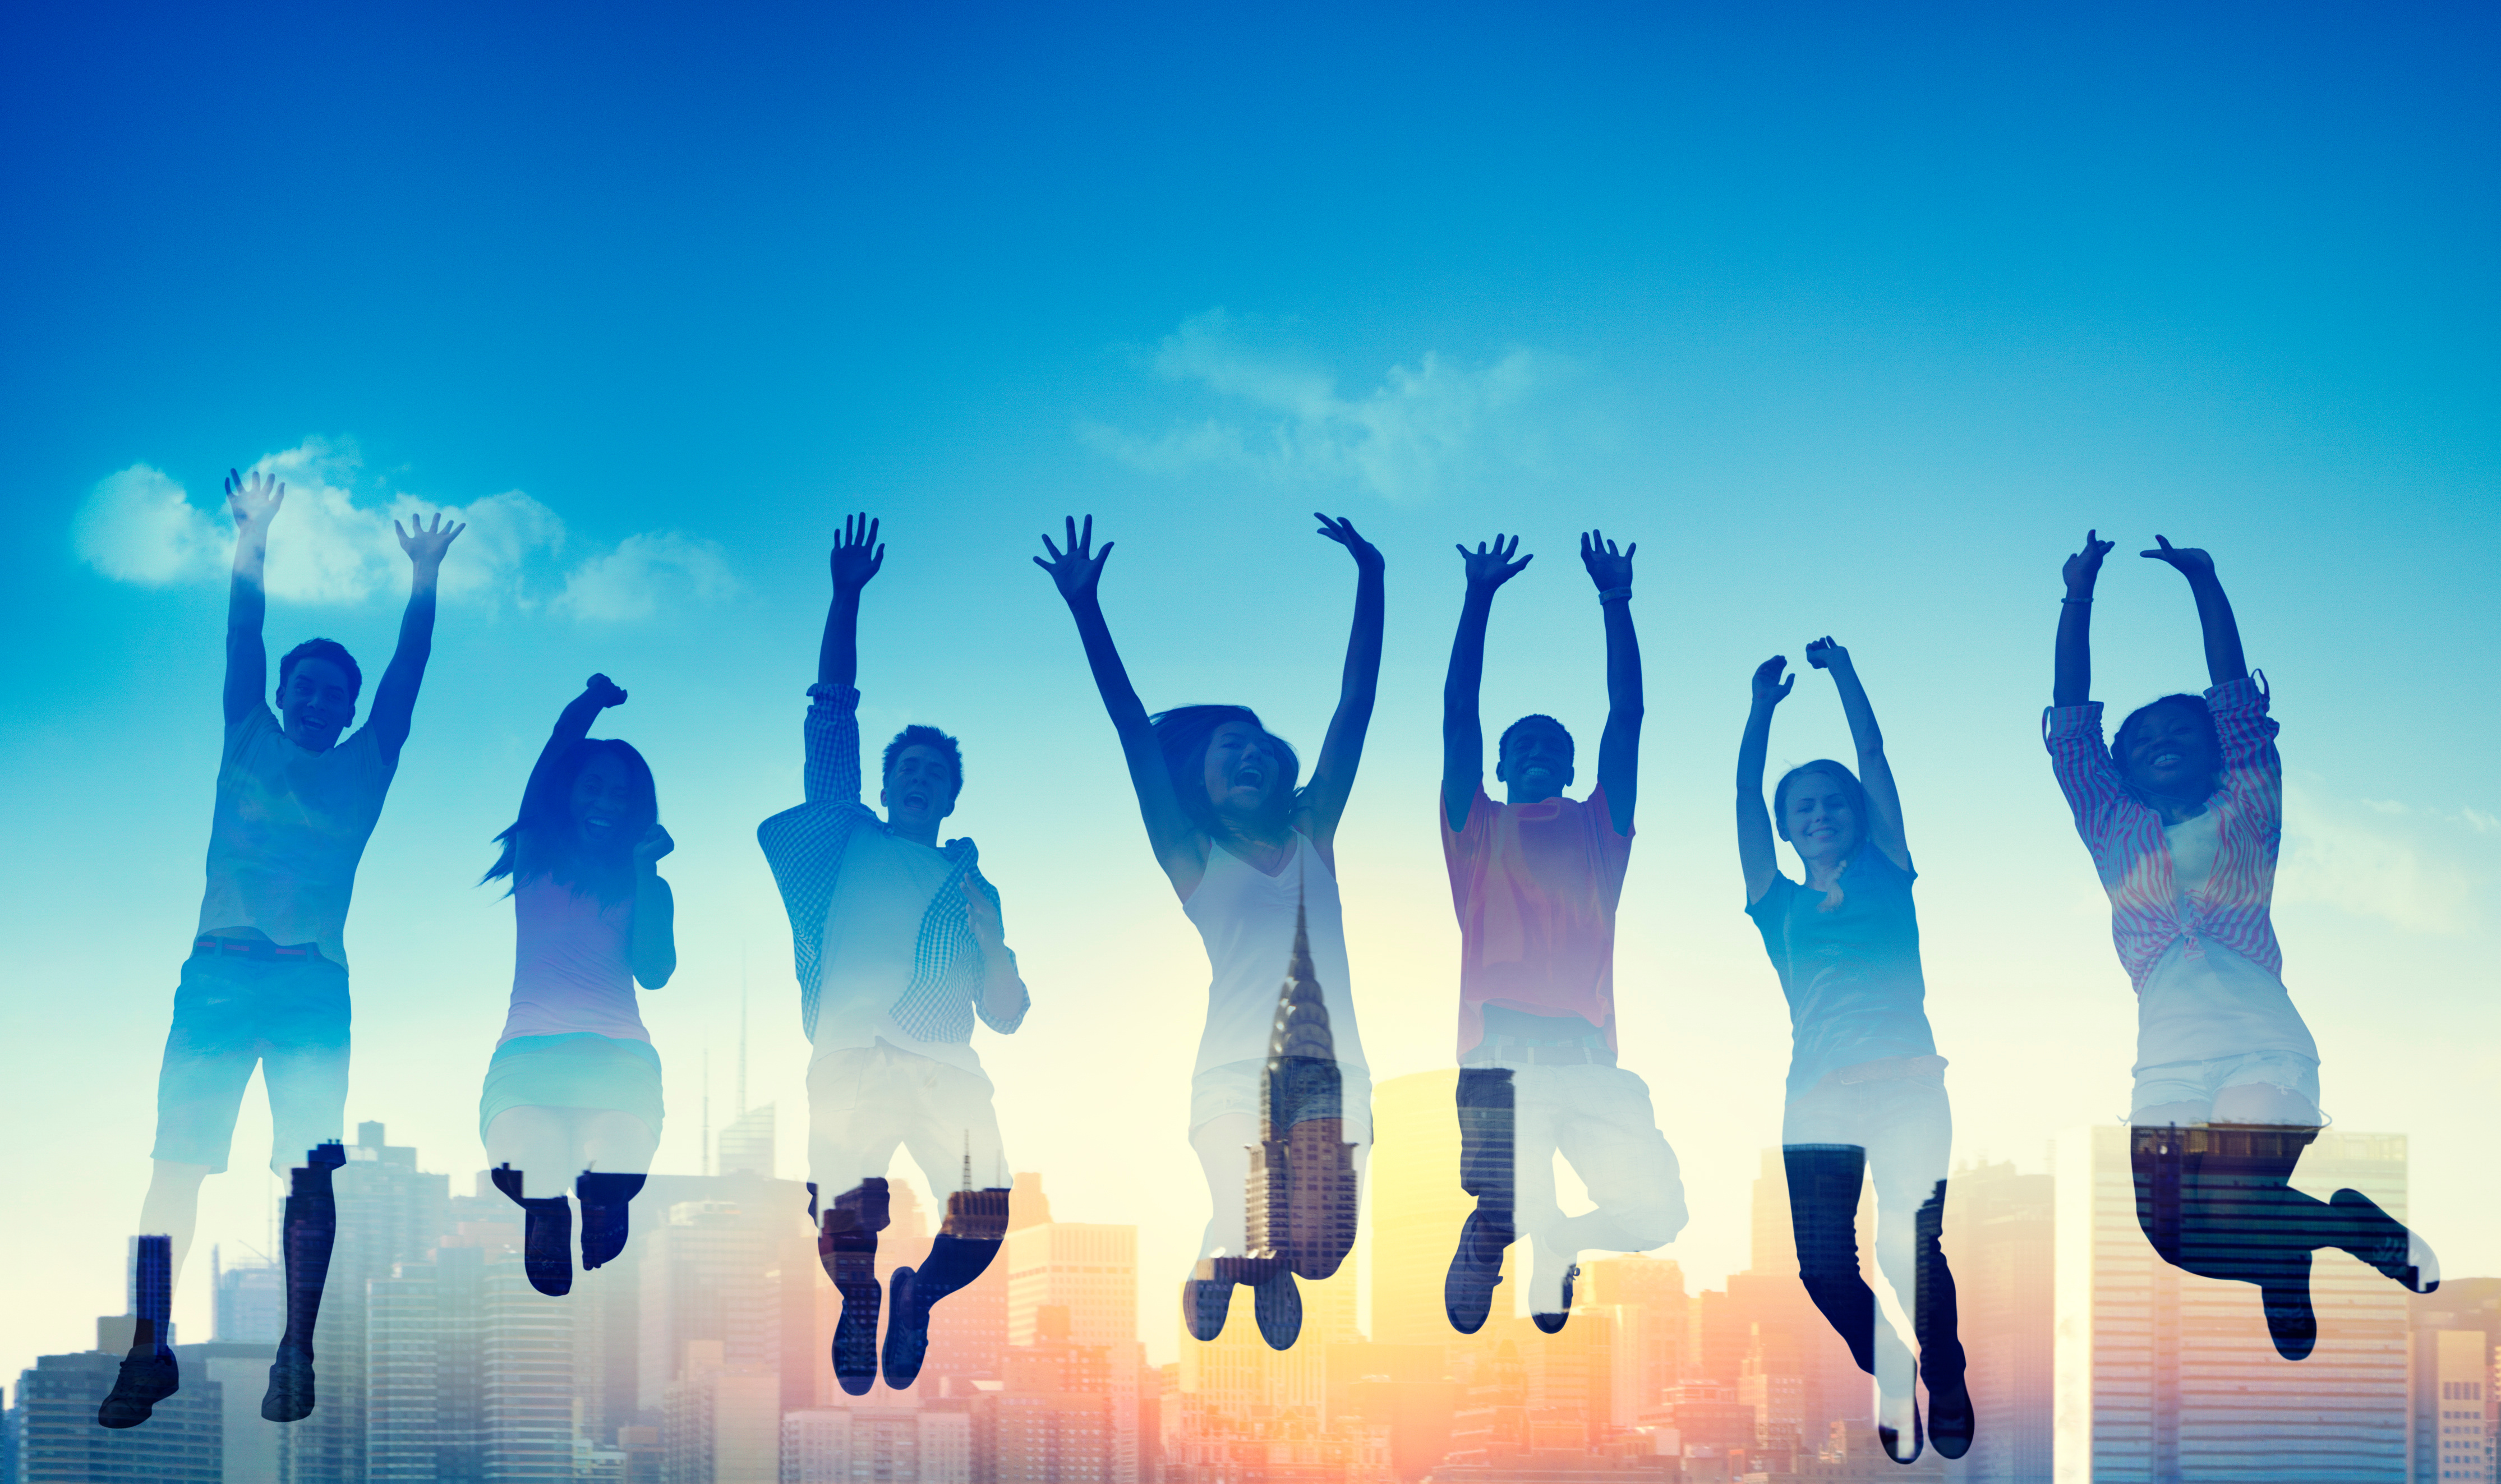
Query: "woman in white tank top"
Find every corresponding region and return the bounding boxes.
[1038,513,1384,1351]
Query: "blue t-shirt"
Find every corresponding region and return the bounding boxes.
[1745,847,1937,1099]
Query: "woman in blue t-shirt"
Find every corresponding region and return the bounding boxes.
[1735,637,1968,1466]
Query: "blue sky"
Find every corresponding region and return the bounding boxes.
[2,2,2495,1375]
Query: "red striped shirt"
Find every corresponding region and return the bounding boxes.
[2043,674,2281,993]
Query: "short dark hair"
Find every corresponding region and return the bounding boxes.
[2112,693,2221,800]
[278,638,363,700]
[1498,714,1573,768]
[883,725,964,799]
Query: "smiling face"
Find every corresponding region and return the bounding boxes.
[2119,700,2221,801]
[881,744,960,840]
[1779,769,1861,866]
[1496,720,1574,803]
[1201,720,1285,822]
[277,656,356,753]
[569,752,639,850]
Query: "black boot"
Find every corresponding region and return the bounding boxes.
[577,1172,647,1270]
[490,1165,573,1297]
[98,1234,179,1428]
[819,1179,889,1397]
[262,1142,346,1422]
[882,1188,1008,1389]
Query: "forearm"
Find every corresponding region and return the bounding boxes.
[817,588,862,692]
[1441,592,1493,734]
[1066,594,1152,734]
[2053,600,2094,709]
[632,874,676,987]
[1736,703,1776,793]
[2188,575,2247,686]
[980,951,1028,1024]
[1600,599,1643,719]
[1825,661,1882,759]
[1337,566,1385,719]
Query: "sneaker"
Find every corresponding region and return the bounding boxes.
[1249,1263,1302,1351]
[1181,1264,1233,1343]
[882,1266,928,1388]
[576,1173,646,1270]
[2260,1253,2318,1362]
[1876,1382,1923,1464]
[261,1348,316,1423]
[1926,1373,1975,1460]
[1443,1210,1508,1335]
[2332,1188,2439,1293]
[1530,1263,1579,1335]
[97,1348,179,1430]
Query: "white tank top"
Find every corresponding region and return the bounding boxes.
[1182,831,1369,1079]
[498,875,648,1045]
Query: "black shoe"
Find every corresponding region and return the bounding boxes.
[882,1266,928,1389]
[523,1201,573,1297]
[2332,1187,2438,1293]
[1530,1263,1579,1335]
[1443,1210,1508,1336]
[1926,1374,1974,1460]
[1876,1385,1924,1465]
[1182,1264,1233,1343]
[97,1348,179,1429]
[2261,1253,2318,1361]
[577,1173,646,1270]
[819,1181,889,1398]
[1250,1264,1302,1351]
[261,1348,316,1423]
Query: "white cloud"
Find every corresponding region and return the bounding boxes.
[2279,774,2493,935]
[552,532,739,622]
[70,440,733,623]
[1080,309,1568,501]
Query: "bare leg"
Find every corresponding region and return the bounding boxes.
[483,1105,578,1199]
[138,1160,214,1294]
[1190,1112,1255,1260]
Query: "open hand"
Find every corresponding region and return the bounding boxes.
[632,823,675,870]
[585,674,628,709]
[961,875,1004,947]
[1752,655,1795,706]
[830,513,885,593]
[2062,528,2116,596]
[225,468,285,531]
[1034,515,1113,602]
[1314,513,1384,572]
[1579,528,1634,590]
[2140,534,2215,580]
[395,511,467,569]
[1804,635,1849,671]
[1455,533,1532,591]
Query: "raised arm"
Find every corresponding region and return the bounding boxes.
[2053,528,2115,709]
[819,513,883,692]
[1035,516,1203,893]
[1736,656,1793,905]
[527,674,627,806]
[367,512,467,765]
[1582,530,1641,835]
[2141,536,2247,688]
[630,823,677,989]
[222,470,283,726]
[1441,534,1532,832]
[1299,514,1385,847]
[1805,637,1906,868]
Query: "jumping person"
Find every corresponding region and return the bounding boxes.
[759,515,1030,1396]
[1438,532,1686,1339]
[105,468,462,1428]
[478,674,676,1298]
[2048,531,2436,1360]
[1738,637,1970,1464]
[1036,513,1382,1352]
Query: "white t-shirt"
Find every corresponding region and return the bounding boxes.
[196,706,398,968]
[2134,809,2317,1070]
[811,828,984,1079]
[498,875,647,1045]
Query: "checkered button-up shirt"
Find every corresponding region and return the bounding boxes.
[2043,673,2283,993]
[756,683,1027,1045]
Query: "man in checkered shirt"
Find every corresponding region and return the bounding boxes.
[758,514,1029,1396]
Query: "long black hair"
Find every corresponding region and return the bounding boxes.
[482,738,658,906]
[1149,704,1302,837]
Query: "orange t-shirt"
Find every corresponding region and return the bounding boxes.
[1439,784,1634,1058]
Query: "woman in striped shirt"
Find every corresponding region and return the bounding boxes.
[2047,530,2435,1360]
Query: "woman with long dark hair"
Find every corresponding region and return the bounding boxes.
[1036,513,1382,1351]
[478,673,676,1297]
[2048,531,2435,1359]
[1738,637,1969,1465]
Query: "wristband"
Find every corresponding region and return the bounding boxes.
[1598,586,1632,605]
[2061,596,2093,606]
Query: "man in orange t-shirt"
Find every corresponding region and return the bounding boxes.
[1437,530,1687,1335]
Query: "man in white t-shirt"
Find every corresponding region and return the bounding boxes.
[105,469,462,1431]
[758,514,1030,1398]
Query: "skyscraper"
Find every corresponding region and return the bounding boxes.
[2407,1278,2501,1484]
[1006,1214,1143,1481]
[10,1335,223,1484]
[2055,1124,2410,1482]
[1369,1068,1482,1350]
[1941,1156,2055,1483]
[1245,900,1361,1284]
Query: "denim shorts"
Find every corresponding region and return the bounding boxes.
[2130,1050,2320,1123]
[153,947,350,1174]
